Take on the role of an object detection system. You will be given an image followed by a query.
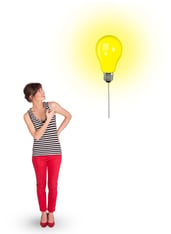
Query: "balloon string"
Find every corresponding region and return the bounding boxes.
[108,82,110,119]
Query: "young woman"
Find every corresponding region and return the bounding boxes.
[23,83,71,228]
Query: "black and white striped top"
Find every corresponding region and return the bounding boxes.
[28,102,62,157]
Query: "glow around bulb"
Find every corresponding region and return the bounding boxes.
[96,35,122,82]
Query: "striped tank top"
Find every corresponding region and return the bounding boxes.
[28,102,62,156]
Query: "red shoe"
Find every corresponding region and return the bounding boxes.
[40,221,48,228]
[40,213,48,227]
[47,213,55,228]
[47,221,55,228]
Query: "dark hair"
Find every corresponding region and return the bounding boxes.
[23,83,42,102]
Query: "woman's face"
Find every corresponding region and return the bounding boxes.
[32,87,45,102]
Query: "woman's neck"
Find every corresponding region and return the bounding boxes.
[32,101,44,111]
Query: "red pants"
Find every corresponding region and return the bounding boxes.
[32,155,62,212]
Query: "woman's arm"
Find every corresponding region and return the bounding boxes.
[23,110,55,140]
[49,102,72,135]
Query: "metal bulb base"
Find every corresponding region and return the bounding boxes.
[103,72,113,83]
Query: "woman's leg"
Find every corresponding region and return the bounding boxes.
[47,155,62,213]
[32,156,47,212]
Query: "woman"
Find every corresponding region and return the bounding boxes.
[23,83,71,228]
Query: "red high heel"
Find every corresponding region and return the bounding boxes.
[40,221,48,228]
[40,213,48,227]
[47,213,55,228]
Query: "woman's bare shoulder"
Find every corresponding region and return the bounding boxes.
[23,111,29,120]
[48,101,60,109]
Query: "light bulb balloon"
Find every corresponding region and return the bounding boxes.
[96,35,122,118]
[96,35,122,82]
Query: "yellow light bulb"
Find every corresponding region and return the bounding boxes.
[96,35,122,118]
[96,35,122,82]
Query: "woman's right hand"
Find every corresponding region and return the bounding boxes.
[46,109,55,121]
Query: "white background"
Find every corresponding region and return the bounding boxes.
[0,0,171,233]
